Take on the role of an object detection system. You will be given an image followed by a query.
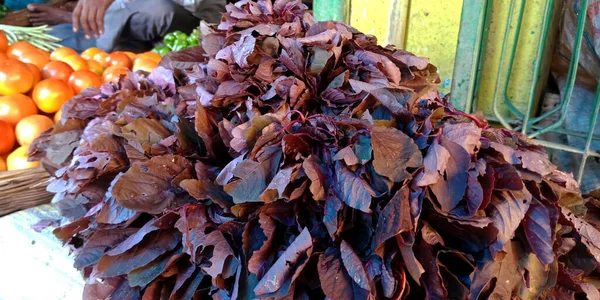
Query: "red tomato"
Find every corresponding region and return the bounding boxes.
[32,79,74,113]
[105,52,133,69]
[53,109,62,123]
[134,52,162,64]
[0,59,35,95]
[15,114,54,146]
[123,51,136,60]
[25,63,42,88]
[93,52,110,67]
[81,47,102,60]
[37,48,51,61]
[0,119,15,155]
[133,58,158,73]
[68,70,102,94]
[7,146,39,170]
[19,49,50,70]
[0,30,8,53]
[50,47,77,61]
[102,66,128,84]
[62,54,88,71]
[6,41,37,60]
[42,61,74,82]
[0,94,38,126]
[87,60,104,76]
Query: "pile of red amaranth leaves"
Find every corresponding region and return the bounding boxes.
[30,0,600,299]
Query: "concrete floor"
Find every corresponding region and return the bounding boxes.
[0,205,84,300]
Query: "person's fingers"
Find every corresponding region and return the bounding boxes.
[65,2,77,12]
[29,13,46,22]
[28,14,44,21]
[27,4,38,12]
[29,15,46,25]
[72,2,83,32]
[96,7,107,36]
[88,8,98,38]
[80,6,92,39]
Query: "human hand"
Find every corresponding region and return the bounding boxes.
[72,0,115,39]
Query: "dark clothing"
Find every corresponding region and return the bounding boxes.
[99,0,212,52]
[51,0,225,53]
[49,23,96,53]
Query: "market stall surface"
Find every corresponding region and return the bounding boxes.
[0,205,83,300]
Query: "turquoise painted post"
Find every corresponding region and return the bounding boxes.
[450,0,488,112]
[313,0,349,22]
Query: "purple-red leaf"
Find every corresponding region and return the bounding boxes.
[490,142,521,164]
[254,227,312,295]
[516,150,556,176]
[466,170,484,216]
[430,136,469,212]
[333,146,360,166]
[375,186,412,247]
[334,161,376,213]
[523,200,554,265]
[180,179,234,208]
[29,1,597,298]
[303,155,330,201]
[96,229,182,278]
[442,122,481,155]
[248,213,277,278]
[260,167,293,202]
[415,240,447,299]
[112,155,192,214]
[233,35,257,68]
[159,46,208,70]
[200,230,240,282]
[74,229,136,269]
[417,141,450,186]
[562,207,600,262]
[224,148,282,203]
[96,197,138,225]
[318,247,369,300]
[488,188,532,256]
[323,195,342,238]
[340,240,371,291]
[371,126,422,182]
[128,247,182,287]
[494,163,524,191]
[399,242,425,284]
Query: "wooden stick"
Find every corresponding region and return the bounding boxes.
[0,167,52,217]
[0,0,71,27]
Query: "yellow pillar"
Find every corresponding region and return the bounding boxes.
[349,0,463,94]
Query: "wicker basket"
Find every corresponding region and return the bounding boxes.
[0,0,69,27]
[0,167,52,217]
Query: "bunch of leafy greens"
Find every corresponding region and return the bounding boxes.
[29,0,600,299]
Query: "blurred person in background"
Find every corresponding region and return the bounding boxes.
[27,0,225,52]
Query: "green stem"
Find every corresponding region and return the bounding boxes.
[0,24,49,32]
[0,24,62,50]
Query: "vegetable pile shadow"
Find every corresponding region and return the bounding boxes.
[29,0,600,299]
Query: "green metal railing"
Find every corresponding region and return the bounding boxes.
[452,0,600,184]
[313,0,349,22]
[313,0,600,185]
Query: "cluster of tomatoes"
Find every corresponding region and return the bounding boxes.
[0,30,161,172]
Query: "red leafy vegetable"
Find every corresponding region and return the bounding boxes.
[29,0,600,298]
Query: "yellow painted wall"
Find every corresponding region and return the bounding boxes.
[347,0,551,104]
[350,0,396,44]
[404,0,463,94]
[475,0,554,118]
[349,0,463,94]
